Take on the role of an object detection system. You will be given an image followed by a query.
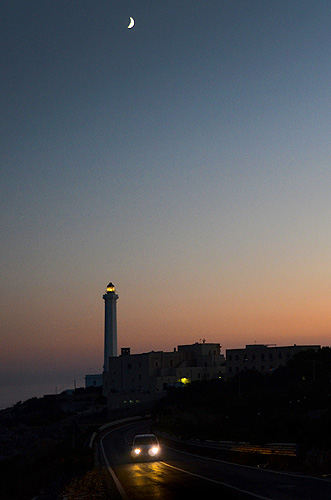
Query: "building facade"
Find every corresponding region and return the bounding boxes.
[226,344,320,377]
[85,374,103,388]
[103,342,226,408]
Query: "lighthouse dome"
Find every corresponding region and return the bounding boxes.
[106,283,115,293]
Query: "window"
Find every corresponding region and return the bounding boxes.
[228,355,232,361]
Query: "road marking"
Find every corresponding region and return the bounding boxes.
[164,444,331,482]
[165,444,267,470]
[160,461,272,500]
[100,433,130,500]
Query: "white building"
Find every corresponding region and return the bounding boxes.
[226,344,320,377]
[103,342,226,408]
[85,374,103,388]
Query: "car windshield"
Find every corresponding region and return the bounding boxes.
[134,436,158,446]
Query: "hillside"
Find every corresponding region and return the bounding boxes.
[0,387,108,500]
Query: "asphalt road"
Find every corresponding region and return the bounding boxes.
[100,420,331,500]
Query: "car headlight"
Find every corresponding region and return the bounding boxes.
[134,448,141,455]
[148,446,160,456]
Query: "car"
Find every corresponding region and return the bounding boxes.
[131,433,161,461]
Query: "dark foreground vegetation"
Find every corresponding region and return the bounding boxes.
[0,387,110,500]
[153,347,331,474]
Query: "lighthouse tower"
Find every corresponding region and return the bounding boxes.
[103,282,119,372]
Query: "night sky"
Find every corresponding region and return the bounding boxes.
[1,0,331,408]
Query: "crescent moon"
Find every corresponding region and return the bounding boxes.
[127,17,135,29]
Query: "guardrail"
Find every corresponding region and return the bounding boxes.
[157,432,297,457]
[231,443,296,456]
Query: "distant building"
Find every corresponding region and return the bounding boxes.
[85,374,103,388]
[103,342,226,408]
[226,344,320,377]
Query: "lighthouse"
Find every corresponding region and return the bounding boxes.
[103,282,119,371]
